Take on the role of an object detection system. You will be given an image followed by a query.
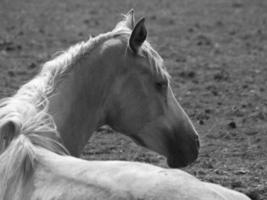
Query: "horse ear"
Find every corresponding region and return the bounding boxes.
[0,121,18,150]
[124,9,135,29]
[129,17,147,54]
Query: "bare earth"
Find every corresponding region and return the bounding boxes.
[0,0,266,199]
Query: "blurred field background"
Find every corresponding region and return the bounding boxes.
[0,0,266,199]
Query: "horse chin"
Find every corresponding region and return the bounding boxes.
[167,156,189,168]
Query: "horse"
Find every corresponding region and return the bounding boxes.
[0,10,199,168]
[0,115,250,200]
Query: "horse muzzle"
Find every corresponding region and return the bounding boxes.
[166,133,200,168]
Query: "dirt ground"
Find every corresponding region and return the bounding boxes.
[0,0,266,199]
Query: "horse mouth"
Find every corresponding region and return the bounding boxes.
[167,156,189,168]
[166,143,199,168]
[130,131,199,168]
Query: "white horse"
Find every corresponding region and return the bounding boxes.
[0,121,250,200]
[0,10,199,168]
[0,10,250,200]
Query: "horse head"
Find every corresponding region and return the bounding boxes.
[46,10,199,168]
[99,10,200,167]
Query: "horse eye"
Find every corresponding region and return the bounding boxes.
[155,81,168,92]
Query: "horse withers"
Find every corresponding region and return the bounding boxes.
[0,10,199,168]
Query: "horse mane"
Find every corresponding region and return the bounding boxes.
[0,134,35,198]
[42,14,170,89]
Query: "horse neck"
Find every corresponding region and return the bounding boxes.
[47,50,115,156]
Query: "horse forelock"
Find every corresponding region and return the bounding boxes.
[141,41,170,81]
[113,29,170,82]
